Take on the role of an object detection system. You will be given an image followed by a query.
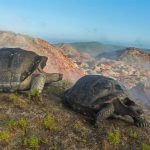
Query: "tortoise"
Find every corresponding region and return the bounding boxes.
[63,75,148,127]
[0,48,62,93]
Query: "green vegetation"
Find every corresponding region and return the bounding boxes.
[53,144,58,150]
[23,135,40,149]
[28,135,40,149]
[43,114,58,131]
[73,121,87,139]
[108,128,120,146]
[141,143,150,150]
[18,118,29,135]
[129,129,138,138]
[0,130,11,142]
[6,119,18,130]
[28,89,41,101]
[9,94,27,107]
[6,118,29,134]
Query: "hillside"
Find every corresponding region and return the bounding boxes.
[0,82,150,150]
[0,31,84,83]
[93,48,150,107]
[55,42,125,56]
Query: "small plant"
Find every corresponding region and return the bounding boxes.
[108,128,120,146]
[18,118,29,135]
[9,94,27,107]
[0,130,11,142]
[6,119,18,130]
[73,121,87,139]
[41,138,49,145]
[129,129,138,138]
[43,114,57,131]
[141,143,150,150]
[23,135,40,149]
[23,137,28,146]
[28,88,41,101]
[53,143,58,150]
[29,135,40,149]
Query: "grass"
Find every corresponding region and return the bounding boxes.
[23,135,40,149]
[129,129,138,138]
[28,88,41,101]
[141,143,150,150]
[43,114,58,131]
[73,121,87,140]
[18,118,29,135]
[0,130,11,142]
[8,94,27,108]
[108,128,120,146]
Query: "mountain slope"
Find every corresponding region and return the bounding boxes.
[55,42,125,56]
[0,31,84,83]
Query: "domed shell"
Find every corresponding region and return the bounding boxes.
[0,48,47,91]
[64,75,126,108]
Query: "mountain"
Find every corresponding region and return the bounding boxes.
[118,47,150,64]
[97,47,150,61]
[55,42,125,56]
[0,31,85,83]
[93,47,150,107]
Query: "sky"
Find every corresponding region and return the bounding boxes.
[0,0,150,48]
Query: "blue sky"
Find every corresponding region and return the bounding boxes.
[0,0,150,47]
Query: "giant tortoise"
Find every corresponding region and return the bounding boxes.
[0,48,62,93]
[63,75,148,127]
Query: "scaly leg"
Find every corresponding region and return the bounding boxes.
[96,103,114,127]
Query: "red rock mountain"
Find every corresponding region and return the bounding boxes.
[118,47,150,63]
[0,31,85,83]
[58,43,95,63]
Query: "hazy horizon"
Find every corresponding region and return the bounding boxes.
[0,0,150,48]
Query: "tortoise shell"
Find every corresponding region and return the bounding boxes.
[0,48,47,91]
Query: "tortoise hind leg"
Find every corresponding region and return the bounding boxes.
[30,74,46,93]
[96,103,114,127]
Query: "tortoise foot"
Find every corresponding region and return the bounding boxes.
[134,117,149,128]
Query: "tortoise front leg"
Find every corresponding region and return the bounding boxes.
[30,74,46,94]
[126,107,148,127]
[96,103,114,127]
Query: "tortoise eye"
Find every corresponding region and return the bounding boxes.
[115,85,122,90]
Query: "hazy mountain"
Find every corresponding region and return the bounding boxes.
[55,42,126,56]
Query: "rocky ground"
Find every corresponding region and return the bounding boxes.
[0,81,150,150]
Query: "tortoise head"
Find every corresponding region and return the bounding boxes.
[39,56,48,69]
[124,97,144,115]
[117,93,144,115]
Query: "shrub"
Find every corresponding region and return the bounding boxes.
[0,130,11,142]
[43,114,57,131]
[108,128,120,146]
[29,135,40,148]
[129,129,138,138]
[23,135,40,149]
[141,143,150,150]
[18,118,29,135]
[28,88,41,101]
